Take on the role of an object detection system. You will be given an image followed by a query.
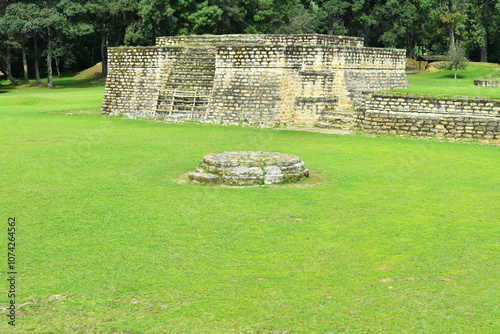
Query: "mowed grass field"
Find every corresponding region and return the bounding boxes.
[0,75,499,333]
[393,62,500,98]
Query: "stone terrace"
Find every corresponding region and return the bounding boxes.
[102,34,408,129]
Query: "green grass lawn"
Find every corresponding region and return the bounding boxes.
[1,78,499,333]
[391,62,500,98]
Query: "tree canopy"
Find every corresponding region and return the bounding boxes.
[1,0,499,85]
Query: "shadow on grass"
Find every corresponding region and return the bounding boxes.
[0,76,105,93]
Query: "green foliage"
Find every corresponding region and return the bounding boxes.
[1,0,500,80]
[272,0,316,34]
[186,1,222,35]
[448,43,468,79]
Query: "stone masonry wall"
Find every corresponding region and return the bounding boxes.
[102,47,180,118]
[102,34,408,127]
[209,44,408,127]
[209,45,284,126]
[156,34,364,47]
[474,80,500,87]
[360,94,500,140]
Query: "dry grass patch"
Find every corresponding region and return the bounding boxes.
[73,62,103,79]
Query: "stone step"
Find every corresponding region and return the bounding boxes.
[168,79,214,84]
[322,115,354,123]
[179,49,216,55]
[175,57,214,61]
[168,74,214,80]
[174,60,214,64]
[157,87,211,115]
[170,71,215,75]
[172,66,215,71]
[175,57,215,63]
[315,121,351,130]
[165,82,214,88]
[162,88,211,95]
[322,110,356,117]
[159,97,210,103]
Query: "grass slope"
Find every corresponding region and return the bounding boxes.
[392,62,500,98]
[0,78,499,333]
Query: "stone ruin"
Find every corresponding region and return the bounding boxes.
[101,34,408,130]
[189,151,309,185]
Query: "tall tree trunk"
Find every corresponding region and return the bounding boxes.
[481,0,489,62]
[152,25,157,46]
[47,28,53,88]
[480,32,488,62]
[6,45,16,85]
[101,34,108,78]
[21,40,29,82]
[407,35,416,59]
[328,12,333,35]
[448,0,455,49]
[55,58,61,77]
[449,25,455,49]
[33,32,41,83]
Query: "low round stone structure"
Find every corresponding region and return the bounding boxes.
[189,151,309,185]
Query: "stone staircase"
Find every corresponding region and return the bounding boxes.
[315,109,357,131]
[156,47,215,121]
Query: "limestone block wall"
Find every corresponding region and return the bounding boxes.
[209,44,408,126]
[101,34,408,127]
[156,34,364,47]
[474,80,500,87]
[331,47,408,93]
[210,44,334,126]
[210,45,289,126]
[360,94,500,140]
[102,47,180,118]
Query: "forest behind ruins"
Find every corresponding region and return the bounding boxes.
[1,0,499,86]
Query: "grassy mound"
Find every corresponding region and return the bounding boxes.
[73,62,103,79]
[389,62,500,98]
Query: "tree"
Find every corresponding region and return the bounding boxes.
[272,0,316,34]
[242,0,295,34]
[469,0,497,62]
[0,3,42,82]
[375,0,420,57]
[85,0,133,78]
[213,0,247,34]
[124,0,176,45]
[448,43,468,79]
[318,0,351,35]
[0,10,20,84]
[39,3,65,88]
[38,0,93,87]
[51,39,76,77]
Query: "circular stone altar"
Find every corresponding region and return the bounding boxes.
[188,151,309,185]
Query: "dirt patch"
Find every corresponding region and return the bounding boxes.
[275,127,351,135]
[438,276,453,282]
[423,61,450,73]
[379,278,395,283]
[377,266,391,271]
